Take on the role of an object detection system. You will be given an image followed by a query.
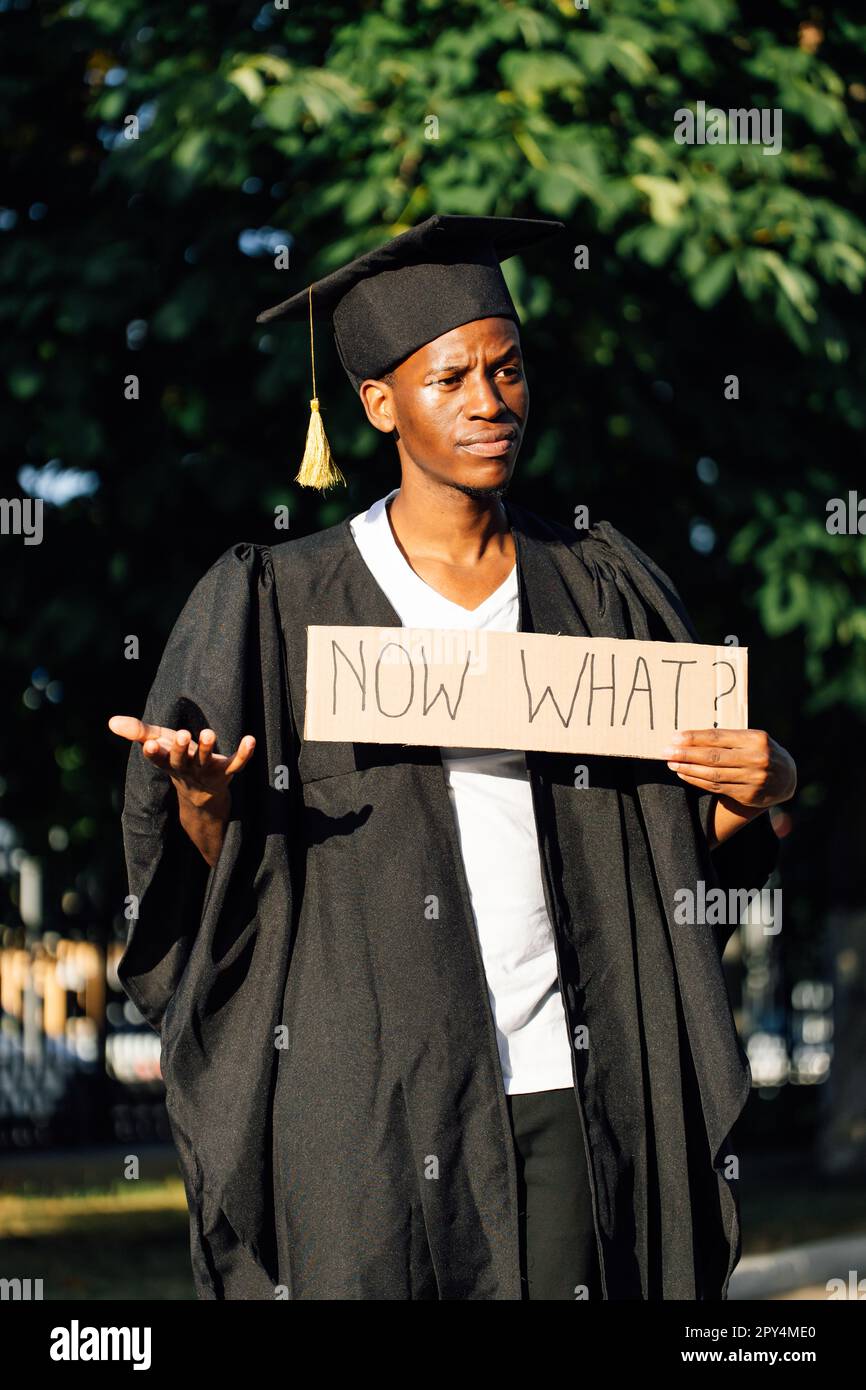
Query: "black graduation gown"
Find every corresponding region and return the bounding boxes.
[117,500,778,1300]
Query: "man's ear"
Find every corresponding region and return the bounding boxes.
[358,378,397,437]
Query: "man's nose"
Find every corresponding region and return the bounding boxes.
[463,371,509,417]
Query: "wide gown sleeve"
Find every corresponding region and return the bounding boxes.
[117,541,301,1296]
[117,541,293,1031]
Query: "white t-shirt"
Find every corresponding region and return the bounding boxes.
[349,488,574,1095]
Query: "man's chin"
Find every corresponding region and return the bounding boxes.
[450,476,513,501]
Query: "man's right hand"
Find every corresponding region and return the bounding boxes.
[109,716,256,865]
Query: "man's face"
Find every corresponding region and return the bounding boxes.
[359,316,528,497]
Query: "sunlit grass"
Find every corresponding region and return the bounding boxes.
[0,1179,187,1235]
[0,1177,194,1300]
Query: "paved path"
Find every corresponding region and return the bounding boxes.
[731,1234,866,1300]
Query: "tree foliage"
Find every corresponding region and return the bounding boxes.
[1,0,864,930]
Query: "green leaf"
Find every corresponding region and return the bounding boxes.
[631,175,688,227]
[690,251,735,307]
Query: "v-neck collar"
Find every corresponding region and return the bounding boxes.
[345,489,520,622]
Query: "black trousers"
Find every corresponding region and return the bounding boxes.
[506,1086,603,1301]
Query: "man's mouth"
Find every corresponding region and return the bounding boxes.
[458,430,517,458]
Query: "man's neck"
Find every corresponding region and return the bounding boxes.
[386,476,513,569]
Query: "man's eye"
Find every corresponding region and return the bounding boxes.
[435,366,520,386]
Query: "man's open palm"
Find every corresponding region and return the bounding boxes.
[108,716,255,808]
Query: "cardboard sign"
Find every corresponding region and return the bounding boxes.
[303,626,748,760]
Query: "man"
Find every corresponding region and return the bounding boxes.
[109,214,796,1300]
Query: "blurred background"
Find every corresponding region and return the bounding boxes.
[1,0,865,1300]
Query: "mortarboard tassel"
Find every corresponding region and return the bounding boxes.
[295,284,346,491]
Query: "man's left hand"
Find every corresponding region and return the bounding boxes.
[661,728,797,810]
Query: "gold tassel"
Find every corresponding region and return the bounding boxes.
[294,285,346,491]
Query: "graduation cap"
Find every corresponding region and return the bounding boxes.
[255,213,565,490]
